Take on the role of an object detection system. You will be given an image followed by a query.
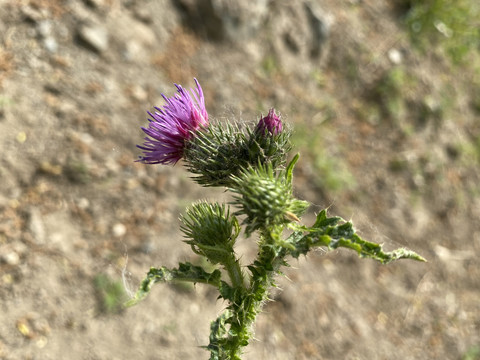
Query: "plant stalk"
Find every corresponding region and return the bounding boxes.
[224,254,245,290]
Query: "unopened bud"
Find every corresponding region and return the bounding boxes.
[255,108,282,136]
[230,163,309,236]
[180,202,240,264]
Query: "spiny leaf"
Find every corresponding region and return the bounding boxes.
[287,210,427,264]
[125,262,222,307]
[285,153,300,186]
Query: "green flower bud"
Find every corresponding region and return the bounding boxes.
[184,117,293,188]
[230,162,309,236]
[246,121,292,172]
[180,202,240,264]
[184,122,250,187]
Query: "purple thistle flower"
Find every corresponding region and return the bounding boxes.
[255,108,282,136]
[137,78,208,165]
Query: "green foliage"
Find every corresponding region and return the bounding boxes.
[65,159,91,184]
[462,345,480,360]
[0,96,13,108]
[205,311,233,360]
[376,67,408,119]
[287,210,426,263]
[460,133,480,166]
[93,274,126,314]
[404,0,480,64]
[293,123,355,193]
[125,263,222,307]
[261,54,280,77]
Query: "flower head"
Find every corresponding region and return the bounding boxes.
[255,108,282,136]
[230,161,309,236]
[137,78,208,165]
[181,201,240,264]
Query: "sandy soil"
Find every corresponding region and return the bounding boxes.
[0,1,479,359]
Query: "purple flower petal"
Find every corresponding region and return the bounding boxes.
[137,79,208,165]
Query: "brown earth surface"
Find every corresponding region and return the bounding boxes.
[0,1,479,359]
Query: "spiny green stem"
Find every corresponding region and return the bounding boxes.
[218,232,288,359]
[223,255,245,289]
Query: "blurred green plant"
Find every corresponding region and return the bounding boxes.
[0,96,13,107]
[65,159,91,184]
[462,345,480,360]
[471,85,480,114]
[461,133,480,165]
[311,69,327,88]
[293,121,356,194]
[261,55,280,77]
[376,67,408,120]
[404,0,480,64]
[94,274,126,314]
[361,65,445,134]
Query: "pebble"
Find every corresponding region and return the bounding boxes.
[77,197,90,210]
[388,48,403,65]
[133,7,153,24]
[177,0,269,42]
[112,223,127,237]
[140,240,155,254]
[0,249,20,266]
[85,0,106,9]
[28,208,46,244]
[36,20,52,37]
[21,4,47,22]
[43,37,58,53]
[16,131,27,143]
[36,20,58,53]
[304,1,332,58]
[130,84,148,102]
[77,24,109,53]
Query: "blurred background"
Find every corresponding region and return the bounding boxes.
[0,0,479,359]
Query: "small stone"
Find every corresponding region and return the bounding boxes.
[77,197,90,210]
[16,131,27,143]
[176,0,269,42]
[37,20,52,37]
[36,336,48,349]
[140,240,155,254]
[29,208,46,244]
[388,48,402,65]
[85,0,105,8]
[304,1,332,58]
[134,7,153,23]
[21,4,46,22]
[0,249,20,266]
[112,223,127,237]
[130,84,148,102]
[39,161,62,176]
[77,24,109,53]
[43,37,58,53]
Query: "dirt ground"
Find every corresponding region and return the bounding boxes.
[0,1,479,359]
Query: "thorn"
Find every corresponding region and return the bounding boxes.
[285,211,300,222]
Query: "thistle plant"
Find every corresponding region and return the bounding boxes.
[129,79,426,359]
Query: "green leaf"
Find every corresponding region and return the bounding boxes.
[287,210,427,264]
[312,209,341,229]
[285,153,300,186]
[125,262,222,307]
[204,311,235,360]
